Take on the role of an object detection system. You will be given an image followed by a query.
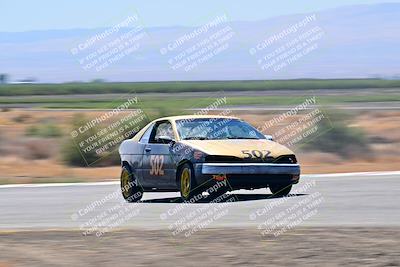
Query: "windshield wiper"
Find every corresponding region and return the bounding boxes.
[227,137,259,140]
[183,137,209,140]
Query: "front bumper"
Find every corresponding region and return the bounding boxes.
[194,163,300,190]
[201,163,300,175]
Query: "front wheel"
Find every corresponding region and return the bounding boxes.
[269,184,292,197]
[178,163,202,202]
[120,165,143,202]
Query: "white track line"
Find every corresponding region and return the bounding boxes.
[304,171,400,178]
[0,181,118,189]
[0,171,399,189]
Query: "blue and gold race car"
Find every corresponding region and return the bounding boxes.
[119,115,300,202]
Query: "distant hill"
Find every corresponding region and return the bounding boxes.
[0,3,399,83]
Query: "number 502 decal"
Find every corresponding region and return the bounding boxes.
[241,150,271,159]
[150,155,165,176]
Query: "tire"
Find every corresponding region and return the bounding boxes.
[178,163,202,202]
[120,165,143,202]
[269,183,292,197]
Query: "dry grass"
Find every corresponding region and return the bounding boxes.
[0,109,399,184]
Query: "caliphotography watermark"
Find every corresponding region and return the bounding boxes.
[70,95,150,165]
[70,14,148,72]
[159,180,236,238]
[159,14,235,72]
[249,180,324,238]
[249,14,325,72]
[257,96,333,151]
[70,181,142,237]
[157,91,243,240]
[172,91,233,159]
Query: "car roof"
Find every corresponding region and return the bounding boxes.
[131,115,239,142]
[154,114,239,122]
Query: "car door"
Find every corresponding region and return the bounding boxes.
[141,120,177,189]
[135,123,154,188]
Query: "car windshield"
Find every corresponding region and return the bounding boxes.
[176,118,265,140]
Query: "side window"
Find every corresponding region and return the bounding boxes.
[139,123,154,144]
[150,121,174,143]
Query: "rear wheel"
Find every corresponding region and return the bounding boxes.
[269,183,292,197]
[178,163,202,202]
[120,165,143,202]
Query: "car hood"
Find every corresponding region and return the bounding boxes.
[180,139,294,158]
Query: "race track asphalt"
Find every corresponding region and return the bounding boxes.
[0,172,399,230]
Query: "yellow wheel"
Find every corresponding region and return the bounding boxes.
[178,163,201,202]
[121,169,131,199]
[120,165,143,202]
[180,168,191,199]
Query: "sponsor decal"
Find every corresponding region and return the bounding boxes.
[212,174,227,181]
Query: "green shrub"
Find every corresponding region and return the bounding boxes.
[26,123,62,138]
[61,113,143,167]
[13,114,31,123]
[61,114,99,167]
[303,111,371,159]
[1,79,400,96]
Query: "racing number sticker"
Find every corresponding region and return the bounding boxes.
[150,155,165,176]
[241,150,271,160]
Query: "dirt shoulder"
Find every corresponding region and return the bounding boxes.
[0,227,399,266]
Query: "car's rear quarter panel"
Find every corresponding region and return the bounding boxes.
[119,140,145,187]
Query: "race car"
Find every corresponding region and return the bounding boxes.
[119,115,300,202]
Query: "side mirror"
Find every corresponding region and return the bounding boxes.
[157,135,176,144]
[264,135,274,141]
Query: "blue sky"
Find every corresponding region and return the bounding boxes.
[1,0,398,31]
